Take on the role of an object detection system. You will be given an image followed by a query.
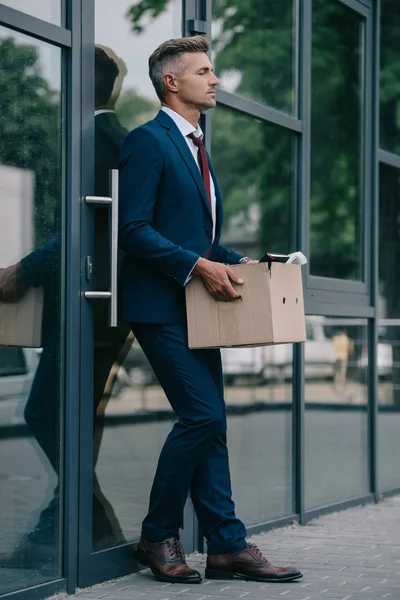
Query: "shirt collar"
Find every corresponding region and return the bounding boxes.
[161,106,203,139]
[95,109,116,117]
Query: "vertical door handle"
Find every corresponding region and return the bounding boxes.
[84,169,119,327]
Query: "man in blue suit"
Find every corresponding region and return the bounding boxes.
[118,35,302,585]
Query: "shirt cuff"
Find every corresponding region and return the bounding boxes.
[183,258,200,286]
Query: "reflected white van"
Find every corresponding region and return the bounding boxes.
[221,315,336,384]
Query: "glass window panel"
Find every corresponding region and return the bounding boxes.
[213,106,295,523]
[212,0,297,114]
[0,28,63,593]
[94,338,174,544]
[223,349,294,524]
[380,0,400,154]
[378,164,400,491]
[305,317,369,510]
[1,1,62,26]
[310,0,363,280]
[92,0,183,551]
[212,107,295,259]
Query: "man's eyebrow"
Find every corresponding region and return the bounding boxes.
[197,66,214,72]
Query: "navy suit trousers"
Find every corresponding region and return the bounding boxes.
[131,323,247,555]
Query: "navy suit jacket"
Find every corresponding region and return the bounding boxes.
[118,109,243,324]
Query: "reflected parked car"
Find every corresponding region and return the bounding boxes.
[221,315,336,384]
[358,328,393,379]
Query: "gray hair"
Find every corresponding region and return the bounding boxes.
[149,36,209,102]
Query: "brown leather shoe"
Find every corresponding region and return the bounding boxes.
[205,543,302,582]
[135,537,202,583]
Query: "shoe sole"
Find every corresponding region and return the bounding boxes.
[135,549,202,584]
[205,568,303,582]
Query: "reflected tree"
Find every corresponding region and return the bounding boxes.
[0,38,60,247]
[116,88,158,130]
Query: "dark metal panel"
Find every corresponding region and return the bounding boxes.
[78,545,136,589]
[303,493,375,524]
[354,0,372,7]
[246,515,299,537]
[305,287,371,308]
[184,0,197,36]
[382,487,400,498]
[0,5,71,47]
[293,0,300,119]
[336,0,369,17]
[77,0,96,582]
[304,300,374,318]
[378,149,400,168]
[306,276,368,295]
[362,12,372,296]
[368,0,381,503]
[293,341,305,523]
[0,580,66,600]
[216,89,302,133]
[64,0,82,593]
[296,0,311,526]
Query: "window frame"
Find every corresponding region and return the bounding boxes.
[303,0,373,308]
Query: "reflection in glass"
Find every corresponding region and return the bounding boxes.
[0,29,62,593]
[92,0,183,550]
[310,0,363,280]
[305,318,369,510]
[222,347,294,524]
[212,0,296,114]
[378,164,400,491]
[1,0,62,25]
[95,0,182,130]
[380,0,400,155]
[95,338,173,542]
[212,107,295,524]
[212,107,294,260]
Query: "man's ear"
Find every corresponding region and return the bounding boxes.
[164,73,179,94]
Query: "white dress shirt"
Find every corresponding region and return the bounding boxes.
[161,106,216,242]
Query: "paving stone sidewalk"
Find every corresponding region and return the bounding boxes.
[72,496,400,600]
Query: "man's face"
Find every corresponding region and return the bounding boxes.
[169,52,220,111]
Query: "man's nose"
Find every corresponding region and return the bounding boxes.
[212,74,220,87]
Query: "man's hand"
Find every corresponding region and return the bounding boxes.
[0,262,29,303]
[192,258,244,301]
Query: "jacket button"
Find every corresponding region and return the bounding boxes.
[206,229,212,236]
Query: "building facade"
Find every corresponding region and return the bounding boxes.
[0,0,399,597]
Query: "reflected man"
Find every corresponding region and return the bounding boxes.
[0,45,130,568]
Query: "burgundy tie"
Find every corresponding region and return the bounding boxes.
[188,133,212,212]
[188,133,213,258]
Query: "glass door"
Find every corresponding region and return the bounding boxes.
[78,0,197,587]
[0,24,65,595]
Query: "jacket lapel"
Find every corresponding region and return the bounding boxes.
[156,111,212,218]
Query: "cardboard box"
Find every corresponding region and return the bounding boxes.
[0,287,43,348]
[185,262,306,349]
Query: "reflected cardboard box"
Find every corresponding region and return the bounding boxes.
[0,287,43,348]
[186,262,306,349]
[0,164,42,347]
